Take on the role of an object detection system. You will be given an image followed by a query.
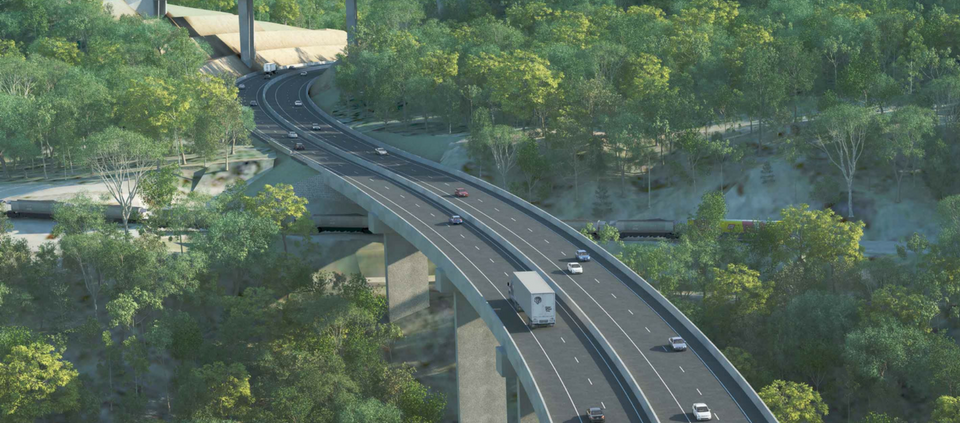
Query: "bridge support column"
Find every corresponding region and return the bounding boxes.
[370,213,428,322]
[346,0,357,45]
[157,0,166,17]
[453,286,507,423]
[238,0,256,68]
[498,347,537,423]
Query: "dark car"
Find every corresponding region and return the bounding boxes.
[587,407,605,422]
[294,143,305,151]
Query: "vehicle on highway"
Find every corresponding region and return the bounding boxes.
[249,100,258,106]
[454,187,469,197]
[294,100,303,107]
[449,215,463,225]
[263,62,278,74]
[263,74,271,79]
[5,199,147,222]
[576,249,591,261]
[294,143,305,151]
[300,71,308,76]
[312,123,322,130]
[373,147,388,156]
[567,262,583,274]
[508,271,556,328]
[587,407,605,422]
[669,336,687,351]
[692,403,712,421]
[287,131,298,138]
[238,83,246,90]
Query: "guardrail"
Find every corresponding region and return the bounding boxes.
[297,71,659,423]
[253,68,557,422]
[300,67,778,423]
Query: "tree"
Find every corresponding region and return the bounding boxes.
[197,210,279,294]
[516,138,549,200]
[249,184,310,253]
[51,193,107,237]
[933,396,960,423]
[0,337,81,422]
[880,106,935,203]
[618,241,691,300]
[741,42,787,152]
[488,125,524,189]
[759,380,829,423]
[271,0,300,25]
[470,50,561,129]
[676,130,714,193]
[707,263,771,318]
[337,395,404,423]
[809,104,873,217]
[140,165,180,210]
[860,285,939,332]
[467,107,493,179]
[547,114,591,203]
[115,76,193,165]
[592,184,613,218]
[858,412,906,423]
[84,127,163,231]
[711,136,742,192]
[843,321,924,386]
[174,362,253,420]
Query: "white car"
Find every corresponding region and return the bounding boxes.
[312,123,322,130]
[300,71,308,76]
[567,262,583,274]
[238,83,246,90]
[669,337,687,351]
[374,147,388,156]
[692,403,711,421]
[294,100,303,107]
[249,100,258,107]
[287,131,298,138]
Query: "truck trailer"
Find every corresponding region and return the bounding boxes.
[263,62,278,74]
[508,271,556,328]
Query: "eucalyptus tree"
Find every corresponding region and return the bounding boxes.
[880,105,935,203]
[83,127,164,231]
[810,104,874,217]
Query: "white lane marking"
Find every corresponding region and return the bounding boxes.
[489,258,495,263]
[494,207,500,212]
[528,228,533,232]
[601,402,606,409]
[444,183,449,186]
[510,217,516,221]
[561,251,566,256]
[504,272,509,277]
[561,337,565,344]
[475,246,480,251]
[679,366,685,373]
[460,234,465,238]
[575,357,579,364]
[384,186,391,190]
[588,378,593,386]
[430,213,436,217]
[478,199,484,203]
[628,310,634,315]
[697,389,702,396]
[645,327,651,333]
[611,293,617,299]
[595,278,600,284]
[369,178,375,182]
[415,204,421,207]
[662,346,668,352]
[716,414,720,421]
[400,194,405,198]
[544,239,550,244]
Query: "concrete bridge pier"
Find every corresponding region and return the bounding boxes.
[369,212,429,322]
[437,269,508,423]
[156,0,166,17]
[238,0,256,67]
[346,0,357,45]
[498,347,538,423]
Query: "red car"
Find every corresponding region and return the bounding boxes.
[454,188,469,197]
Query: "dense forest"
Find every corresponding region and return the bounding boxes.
[0,0,445,421]
[328,0,960,422]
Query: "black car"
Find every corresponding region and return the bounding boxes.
[294,143,305,151]
[587,407,605,422]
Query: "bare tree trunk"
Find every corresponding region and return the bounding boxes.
[846,179,855,218]
[647,157,652,209]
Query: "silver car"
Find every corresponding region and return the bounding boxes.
[669,337,687,351]
[294,100,303,107]
[287,131,298,138]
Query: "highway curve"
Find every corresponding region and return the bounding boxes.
[241,65,777,423]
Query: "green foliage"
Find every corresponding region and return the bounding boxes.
[759,380,829,423]
[141,165,181,210]
[0,328,81,423]
[591,184,613,218]
[933,396,960,423]
[51,193,107,237]
[174,362,253,420]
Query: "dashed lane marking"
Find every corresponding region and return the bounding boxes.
[415,204,421,207]
[560,337,565,344]
[574,357,579,364]
[697,389,702,396]
[384,186,390,190]
[611,293,617,299]
[478,199,483,203]
[510,217,516,221]
[460,234,465,238]
[601,402,606,409]
[595,278,600,284]
[545,239,550,244]
[628,310,634,315]
[430,213,435,217]
[475,246,480,251]
[494,207,500,212]
[645,327,650,333]
[528,228,533,232]
[588,378,593,386]
[400,194,405,198]
[679,366,685,373]
[489,258,494,263]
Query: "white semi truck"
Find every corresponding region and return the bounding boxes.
[263,62,278,74]
[508,271,556,328]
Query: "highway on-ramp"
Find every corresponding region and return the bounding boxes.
[241,66,777,423]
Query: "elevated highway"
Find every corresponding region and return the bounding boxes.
[239,65,778,423]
